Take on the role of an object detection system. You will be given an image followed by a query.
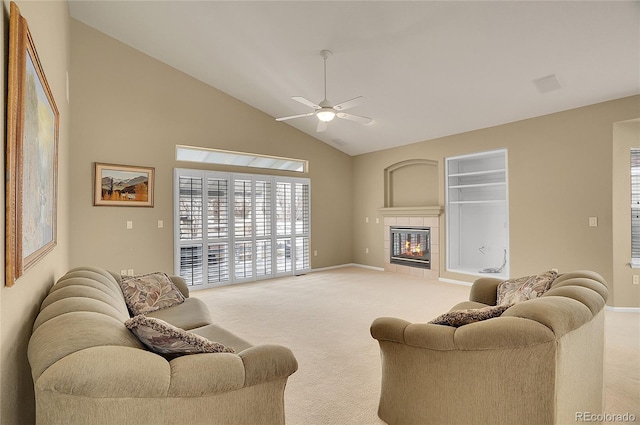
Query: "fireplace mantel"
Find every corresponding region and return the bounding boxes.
[378,206,443,217]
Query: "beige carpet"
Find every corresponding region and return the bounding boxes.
[192,266,639,425]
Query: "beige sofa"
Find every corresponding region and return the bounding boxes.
[371,270,609,425]
[28,266,298,425]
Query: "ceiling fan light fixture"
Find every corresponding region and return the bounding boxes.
[316,109,336,122]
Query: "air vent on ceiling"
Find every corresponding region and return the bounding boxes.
[533,74,562,94]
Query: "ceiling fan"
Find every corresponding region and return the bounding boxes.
[276,50,373,132]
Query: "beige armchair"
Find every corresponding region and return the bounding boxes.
[371,271,608,425]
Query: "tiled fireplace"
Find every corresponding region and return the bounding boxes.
[380,207,442,280]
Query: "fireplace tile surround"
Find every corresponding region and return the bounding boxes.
[381,210,441,280]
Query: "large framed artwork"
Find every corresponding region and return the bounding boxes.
[5,2,60,287]
[93,163,155,207]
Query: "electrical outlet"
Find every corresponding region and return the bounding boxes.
[126,220,133,229]
[120,269,127,276]
[365,248,369,254]
[633,275,639,285]
[158,220,164,228]
[127,269,134,276]
[314,250,318,257]
[551,268,559,273]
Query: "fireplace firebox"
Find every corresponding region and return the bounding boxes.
[390,226,431,269]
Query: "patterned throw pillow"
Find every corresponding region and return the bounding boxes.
[125,315,235,356]
[429,304,513,327]
[119,272,185,316]
[496,270,558,306]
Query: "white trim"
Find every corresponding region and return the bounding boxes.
[438,277,473,287]
[606,306,640,313]
[311,263,385,273]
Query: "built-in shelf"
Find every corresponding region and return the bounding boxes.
[448,169,506,178]
[448,182,506,189]
[449,200,507,205]
[446,149,509,278]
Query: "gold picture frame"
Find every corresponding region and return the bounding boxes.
[5,2,60,287]
[93,163,155,207]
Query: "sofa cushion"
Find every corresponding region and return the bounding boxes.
[119,272,185,315]
[496,270,557,305]
[428,304,513,327]
[125,315,235,356]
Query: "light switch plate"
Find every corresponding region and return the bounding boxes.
[589,217,598,227]
[126,220,133,229]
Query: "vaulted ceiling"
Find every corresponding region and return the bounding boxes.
[69,1,640,156]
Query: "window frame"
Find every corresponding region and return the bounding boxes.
[631,148,640,268]
[173,168,311,289]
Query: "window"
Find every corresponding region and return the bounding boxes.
[631,149,640,267]
[176,145,308,173]
[174,169,311,288]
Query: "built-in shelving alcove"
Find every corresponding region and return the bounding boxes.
[445,149,509,278]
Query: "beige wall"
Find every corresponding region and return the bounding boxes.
[0,1,71,424]
[353,96,640,306]
[0,5,637,424]
[69,20,353,275]
[613,119,640,308]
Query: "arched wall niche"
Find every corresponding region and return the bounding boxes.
[384,159,439,208]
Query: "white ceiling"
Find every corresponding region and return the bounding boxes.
[69,1,640,156]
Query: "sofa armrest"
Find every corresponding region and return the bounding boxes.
[238,344,298,387]
[168,352,245,396]
[469,277,502,305]
[168,275,190,298]
[371,317,457,350]
[370,317,411,344]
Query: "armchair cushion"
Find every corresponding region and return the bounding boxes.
[496,270,557,305]
[119,272,185,315]
[429,303,513,327]
[125,315,234,357]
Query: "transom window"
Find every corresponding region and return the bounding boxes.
[174,169,310,289]
[176,145,308,173]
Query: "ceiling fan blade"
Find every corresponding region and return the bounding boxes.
[292,96,320,109]
[337,112,373,124]
[275,112,314,122]
[333,96,364,111]
[316,120,328,132]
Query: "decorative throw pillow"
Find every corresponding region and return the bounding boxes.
[429,304,513,327]
[125,315,235,356]
[496,270,558,306]
[119,272,185,316]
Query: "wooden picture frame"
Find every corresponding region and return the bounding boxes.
[93,163,155,207]
[5,2,60,287]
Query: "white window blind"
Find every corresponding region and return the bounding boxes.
[175,169,311,289]
[631,149,640,267]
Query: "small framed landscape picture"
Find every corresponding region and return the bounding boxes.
[94,163,154,207]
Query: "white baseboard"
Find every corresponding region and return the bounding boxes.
[311,263,385,273]
[606,306,640,313]
[438,277,473,287]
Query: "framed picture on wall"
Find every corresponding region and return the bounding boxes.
[5,2,60,287]
[93,163,155,207]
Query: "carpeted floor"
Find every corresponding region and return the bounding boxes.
[192,266,640,425]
